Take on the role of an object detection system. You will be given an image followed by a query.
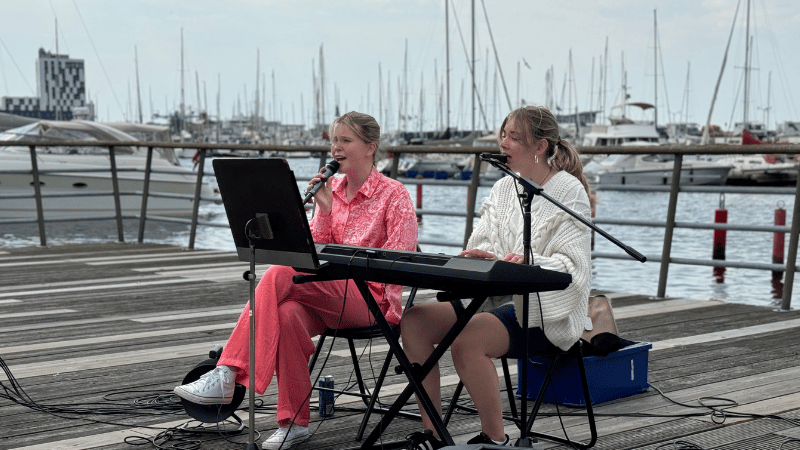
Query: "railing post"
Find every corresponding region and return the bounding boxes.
[317,151,327,170]
[779,174,800,310]
[463,153,482,250]
[28,145,47,246]
[137,146,154,243]
[657,153,683,298]
[390,152,401,180]
[109,146,124,242]
[188,148,206,250]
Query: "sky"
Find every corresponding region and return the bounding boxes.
[1,0,798,134]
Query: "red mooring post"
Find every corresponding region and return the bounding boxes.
[713,195,727,282]
[773,202,786,281]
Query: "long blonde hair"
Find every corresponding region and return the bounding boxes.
[499,106,592,202]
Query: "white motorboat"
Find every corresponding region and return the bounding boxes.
[581,102,663,147]
[708,154,797,185]
[585,153,733,186]
[700,130,799,185]
[0,120,216,220]
[580,102,731,186]
[775,121,800,144]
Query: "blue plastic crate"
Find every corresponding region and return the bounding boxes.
[517,340,652,406]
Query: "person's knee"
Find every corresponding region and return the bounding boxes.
[400,305,425,336]
[451,328,484,366]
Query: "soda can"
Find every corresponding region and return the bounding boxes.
[318,375,335,417]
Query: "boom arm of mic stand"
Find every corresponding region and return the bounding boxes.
[482,158,646,263]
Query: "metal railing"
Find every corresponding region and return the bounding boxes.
[3,140,800,310]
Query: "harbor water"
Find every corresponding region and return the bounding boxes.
[1,156,796,309]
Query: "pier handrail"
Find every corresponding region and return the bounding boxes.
[3,140,800,309]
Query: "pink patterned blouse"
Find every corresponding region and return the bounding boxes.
[310,166,418,324]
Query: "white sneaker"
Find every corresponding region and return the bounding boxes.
[261,425,309,449]
[174,365,235,405]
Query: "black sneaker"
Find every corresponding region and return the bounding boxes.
[467,431,510,446]
[404,430,444,450]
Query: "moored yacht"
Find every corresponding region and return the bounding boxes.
[0,120,216,220]
[581,103,731,185]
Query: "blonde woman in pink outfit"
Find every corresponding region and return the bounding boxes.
[174,111,418,449]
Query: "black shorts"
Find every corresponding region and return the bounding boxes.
[450,301,556,359]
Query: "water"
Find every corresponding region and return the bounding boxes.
[1,156,795,309]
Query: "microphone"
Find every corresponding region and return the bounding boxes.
[303,160,340,204]
[479,152,507,164]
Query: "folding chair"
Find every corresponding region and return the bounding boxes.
[308,283,420,441]
[444,340,597,449]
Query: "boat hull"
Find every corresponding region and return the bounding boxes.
[0,153,215,220]
[598,166,731,186]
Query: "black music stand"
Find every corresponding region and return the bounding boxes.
[214,158,326,272]
[214,158,327,450]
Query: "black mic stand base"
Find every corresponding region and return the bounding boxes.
[338,439,410,450]
[514,437,548,448]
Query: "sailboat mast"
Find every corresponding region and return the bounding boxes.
[480,0,512,111]
[653,9,658,127]
[765,71,771,129]
[701,0,741,144]
[445,0,450,132]
[378,63,383,127]
[254,48,260,131]
[621,52,627,120]
[403,40,408,132]
[135,46,143,123]
[180,28,185,141]
[272,69,276,123]
[319,45,325,127]
[471,0,475,135]
[419,72,424,132]
[216,73,221,143]
[55,18,60,121]
[603,37,608,123]
[683,62,691,124]
[743,0,751,127]
[463,0,477,249]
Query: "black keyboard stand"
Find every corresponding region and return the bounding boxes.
[294,272,490,449]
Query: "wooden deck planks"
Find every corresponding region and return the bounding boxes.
[1,243,799,449]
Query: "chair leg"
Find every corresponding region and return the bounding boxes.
[500,357,520,430]
[308,335,328,374]
[311,331,421,441]
[442,380,465,426]
[443,359,517,428]
[347,338,369,399]
[355,347,394,441]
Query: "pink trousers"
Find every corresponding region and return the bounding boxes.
[217,265,382,427]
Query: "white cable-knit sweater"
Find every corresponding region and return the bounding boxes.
[465,171,593,351]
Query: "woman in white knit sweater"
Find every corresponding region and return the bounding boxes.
[400,105,593,449]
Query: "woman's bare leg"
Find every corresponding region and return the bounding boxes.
[400,301,458,437]
[451,312,510,442]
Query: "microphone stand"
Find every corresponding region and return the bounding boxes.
[243,219,260,450]
[479,155,645,447]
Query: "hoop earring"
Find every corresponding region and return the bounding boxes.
[535,155,539,164]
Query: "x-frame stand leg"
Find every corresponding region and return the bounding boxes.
[355,284,489,450]
[293,272,490,449]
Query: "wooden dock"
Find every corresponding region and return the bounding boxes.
[1,243,800,450]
